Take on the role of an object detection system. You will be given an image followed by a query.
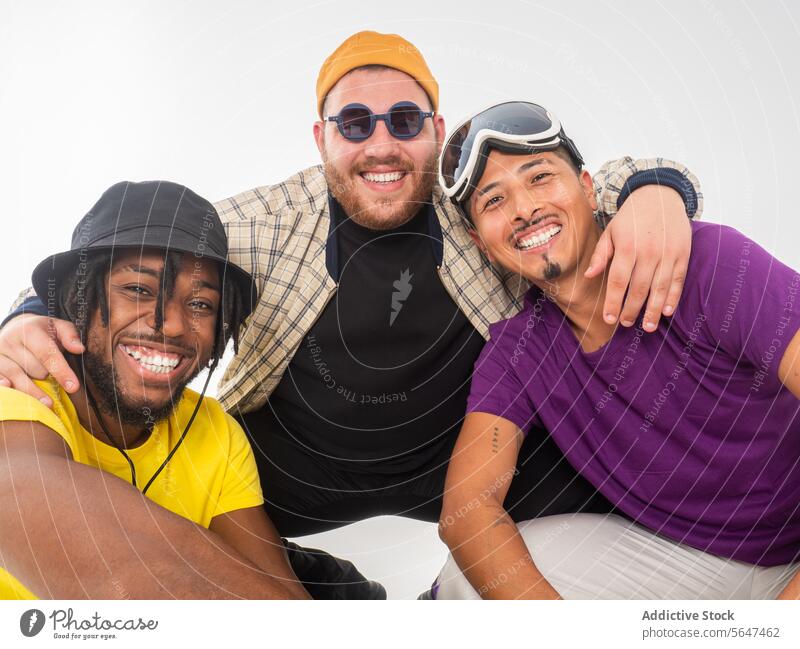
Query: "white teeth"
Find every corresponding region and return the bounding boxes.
[138,361,173,374]
[516,225,562,250]
[363,171,404,183]
[121,345,181,372]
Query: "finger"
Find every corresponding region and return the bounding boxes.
[0,357,53,406]
[0,317,55,380]
[602,241,635,324]
[619,257,658,327]
[21,325,79,393]
[642,261,673,332]
[37,340,79,394]
[11,343,50,381]
[585,228,614,278]
[53,318,85,354]
[663,254,688,317]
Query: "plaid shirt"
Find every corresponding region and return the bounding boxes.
[214,157,701,414]
[10,157,702,415]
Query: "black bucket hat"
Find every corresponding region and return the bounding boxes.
[32,180,257,320]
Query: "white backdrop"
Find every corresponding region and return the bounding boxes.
[2,0,799,599]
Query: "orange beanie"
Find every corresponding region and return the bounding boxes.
[316,30,439,118]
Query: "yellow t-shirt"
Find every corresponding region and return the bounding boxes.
[0,378,264,599]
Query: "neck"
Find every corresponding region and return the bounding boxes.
[70,380,152,449]
[534,225,617,352]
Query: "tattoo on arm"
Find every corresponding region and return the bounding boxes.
[491,512,514,530]
[485,510,515,554]
[491,426,499,454]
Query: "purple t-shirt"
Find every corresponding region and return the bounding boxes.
[467,222,800,566]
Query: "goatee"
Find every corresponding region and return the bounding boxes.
[323,151,439,230]
[79,344,197,430]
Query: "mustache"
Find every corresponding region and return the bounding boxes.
[512,213,559,235]
[121,335,196,356]
[355,158,414,173]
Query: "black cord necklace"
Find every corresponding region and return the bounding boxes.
[84,359,218,496]
[86,387,138,487]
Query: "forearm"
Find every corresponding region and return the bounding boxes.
[246,535,310,600]
[0,453,296,599]
[210,509,311,600]
[253,545,309,600]
[442,499,560,600]
[248,538,311,599]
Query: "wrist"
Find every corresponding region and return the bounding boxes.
[627,184,685,207]
[618,167,698,218]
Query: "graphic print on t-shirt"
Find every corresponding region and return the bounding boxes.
[390,268,413,327]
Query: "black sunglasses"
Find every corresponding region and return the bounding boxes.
[325,101,434,142]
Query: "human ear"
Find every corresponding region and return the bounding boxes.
[468,227,494,263]
[580,170,597,211]
[313,121,326,157]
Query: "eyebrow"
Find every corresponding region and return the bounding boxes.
[115,264,160,278]
[476,181,501,197]
[114,264,220,292]
[194,279,221,293]
[476,157,550,197]
[517,158,549,174]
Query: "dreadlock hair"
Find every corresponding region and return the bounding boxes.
[56,249,248,364]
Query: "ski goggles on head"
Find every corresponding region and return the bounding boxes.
[438,101,584,206]
[325,101,434,141]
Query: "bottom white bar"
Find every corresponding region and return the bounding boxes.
[1,600,797,648]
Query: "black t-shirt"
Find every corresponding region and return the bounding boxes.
[269,199,486,474]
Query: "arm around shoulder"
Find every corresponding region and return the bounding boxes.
[592,156,703,222]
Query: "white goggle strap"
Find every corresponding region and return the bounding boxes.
[444,126,563,203]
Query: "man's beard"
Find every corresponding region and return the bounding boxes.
[323,150,439,230]
[80,343,198,430]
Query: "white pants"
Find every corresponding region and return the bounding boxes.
[434,514,799,599]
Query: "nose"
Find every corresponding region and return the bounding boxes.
[146,296,188,338]
[364,119,400,159]
[512,189,541,223]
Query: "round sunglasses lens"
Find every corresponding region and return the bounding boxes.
[340,106,372,140]
[388,106,422,137]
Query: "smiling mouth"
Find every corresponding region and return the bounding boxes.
[360,170,408,184]
[119,344,188,376]
[515,224,562,250]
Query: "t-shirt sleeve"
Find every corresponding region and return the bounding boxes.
[0,384,76,457]
[212,412,265,517]
[466,323,539,433]
[695,224,800,389]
